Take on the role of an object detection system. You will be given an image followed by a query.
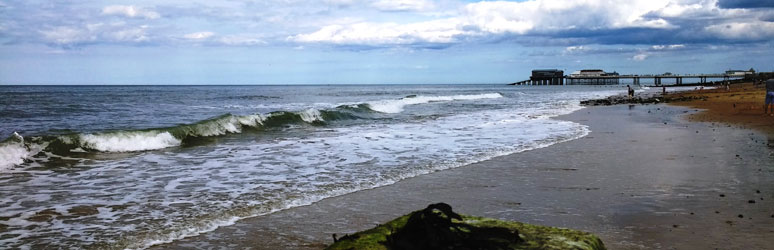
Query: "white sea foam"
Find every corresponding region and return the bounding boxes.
[79,131,182,152]
[0,133,30,170]
[0,132,47,171]
[297,109,324,123]
[235,114,266,127]
[367,93,503,113]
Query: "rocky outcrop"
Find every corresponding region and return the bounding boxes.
[326,203,606,250]
[581,94,706,106]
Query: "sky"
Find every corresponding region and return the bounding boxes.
[1,0,773,85]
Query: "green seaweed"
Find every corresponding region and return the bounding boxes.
[327,210,606,250]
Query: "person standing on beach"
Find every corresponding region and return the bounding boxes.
[766,79,774,114]
[627,85,634,98]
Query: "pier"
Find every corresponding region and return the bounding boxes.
[511,70,747,86]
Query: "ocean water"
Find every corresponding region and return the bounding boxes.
[0,84,624,249]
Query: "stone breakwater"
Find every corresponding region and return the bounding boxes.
[581,93,706,106]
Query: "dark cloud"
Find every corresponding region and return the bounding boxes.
[717,0,774,9]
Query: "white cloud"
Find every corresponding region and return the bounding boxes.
[291,18,466,45]
[217,34,266,46]
[102,5,160,19]
[40,23,150,45]
[17,0,774,49]
[565,46,589,53]
[108,26,149,42]
[183,31,215,40]
[372,0,434,12]
[40,27,94,45]
[652,44,685,50]
[632,53,649,61]
[292,0,684,45]
[324,0,358,7]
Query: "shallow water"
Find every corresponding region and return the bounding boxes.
[0,84,625,249]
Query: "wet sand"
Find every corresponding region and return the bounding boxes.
[154,104,774,249]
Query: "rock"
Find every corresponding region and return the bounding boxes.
[68,205,99,217]
[326,203,606,250]
[27,209,61,222]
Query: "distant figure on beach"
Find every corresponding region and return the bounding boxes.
[662,86,666,95]
[627,85,634,98]
[766,79,774,114]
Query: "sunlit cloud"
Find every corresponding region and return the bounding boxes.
[632,53,649,61]
[183,31,215,40]
[102,5,160,19]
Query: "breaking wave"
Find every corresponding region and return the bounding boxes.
[0,133,44,171]
[0,110,334,168]
[0,93,504,169]
[365,93,503,113]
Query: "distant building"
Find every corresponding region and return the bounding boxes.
[530,69,564,85]
[567,69,620,85]
[725,69,754,77]
[578,69,604,77]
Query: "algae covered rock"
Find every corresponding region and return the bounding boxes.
[327,203,606,250]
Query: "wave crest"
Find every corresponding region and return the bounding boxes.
[1,92,504,167]
[366,93,503,113]
[80,131,182,152]
[0,133,45,171]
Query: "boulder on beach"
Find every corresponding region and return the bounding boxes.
[326,203,606,250]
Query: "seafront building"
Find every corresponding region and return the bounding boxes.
[725,69,755,78]
[566,69,620,85]
[529,69,564,85]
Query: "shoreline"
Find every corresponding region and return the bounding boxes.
[153,102,774,249]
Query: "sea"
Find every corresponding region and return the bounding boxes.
[0,84,626,249]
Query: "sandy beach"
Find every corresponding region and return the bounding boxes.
[667,82,774,136]
[155,98,774,249]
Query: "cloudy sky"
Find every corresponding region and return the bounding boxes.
[1,0,773,84]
